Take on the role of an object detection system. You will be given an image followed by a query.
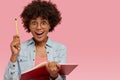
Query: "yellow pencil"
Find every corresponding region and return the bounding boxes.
[15,18,19,35]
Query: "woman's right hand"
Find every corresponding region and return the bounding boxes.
[10,35,21,62]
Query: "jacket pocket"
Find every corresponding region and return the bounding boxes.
[18,55,30,72]
[18,55,28,62]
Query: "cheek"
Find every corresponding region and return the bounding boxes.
[29,27,32,32]
[45,26,50,32]
[29,29,34,35]
[47,28,50,33]
[44,30,49,35]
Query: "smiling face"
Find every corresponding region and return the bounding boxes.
[29,17,50,43]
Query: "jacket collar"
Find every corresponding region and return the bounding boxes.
[27,37,53,48]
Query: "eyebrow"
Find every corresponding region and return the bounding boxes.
[31,19,48,21]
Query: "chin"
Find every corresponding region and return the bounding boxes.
[35,36,46,42]
[36,38,44,42]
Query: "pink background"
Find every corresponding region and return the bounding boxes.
[0,0,120,80]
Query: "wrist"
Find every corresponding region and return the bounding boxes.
[10,54,18,62]
[50,73,58,80]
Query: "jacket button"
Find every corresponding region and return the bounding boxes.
[13,65,15,67]
[20,59,22,62]
[47,51,49,54]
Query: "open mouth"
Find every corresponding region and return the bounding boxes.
[35,32,44,38]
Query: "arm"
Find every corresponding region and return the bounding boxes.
[4,61,20,80]
[55,45,67,80]
[4,35,21,80]
[49,45,67,80]
[50,74,66,80]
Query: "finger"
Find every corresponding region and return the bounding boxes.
[46,62,59,76]
[13,35,19,39]
[45,62,52,73]
[11,41,20,50]
[12,36,20,46]
[13,35,20,42]
[48,62,54,67]
[17,44,21,50]
[52,62,60,72]
[56,63,61,70]
[12,41,20,46]
[16,43,21,50]
[47,62,55,71]
[50,62,60,69]
[46,62,50,70]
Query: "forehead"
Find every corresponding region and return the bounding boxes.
[31,16,48,21]
[30,17,49,23]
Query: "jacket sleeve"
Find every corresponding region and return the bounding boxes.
[59,45,67,63]
[4,61,20,80]
[56,44,67,63]
[50,74,66,80]
[50,44,67,80]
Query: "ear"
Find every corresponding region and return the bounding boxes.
[28,27,31,32]
[48,25,51,31]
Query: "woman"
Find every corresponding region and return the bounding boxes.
[4,0,67,80]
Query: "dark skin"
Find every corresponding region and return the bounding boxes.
[10,17,60,79]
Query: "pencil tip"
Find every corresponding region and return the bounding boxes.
[15,18,17,20]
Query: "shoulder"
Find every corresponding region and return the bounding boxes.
[20,38,34,48]
[19,38,34,55]
[47,38,67,50]
[53,40,66,48]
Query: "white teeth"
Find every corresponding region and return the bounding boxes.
[36,32,43,35]
[38,32,42,34]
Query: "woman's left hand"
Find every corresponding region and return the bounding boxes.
[45,61,61,78]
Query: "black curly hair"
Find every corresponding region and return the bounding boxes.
[20,0,62,32]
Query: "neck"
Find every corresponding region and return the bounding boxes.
[34,37,48,48]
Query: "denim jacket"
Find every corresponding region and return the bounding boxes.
[4,38,67,80]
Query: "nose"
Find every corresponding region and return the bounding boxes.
[36,23,42,29]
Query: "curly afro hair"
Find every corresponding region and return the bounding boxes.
[20,0,62,32]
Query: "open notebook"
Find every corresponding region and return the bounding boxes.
[20,62,78,80]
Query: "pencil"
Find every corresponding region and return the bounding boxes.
[15,18,19,35]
